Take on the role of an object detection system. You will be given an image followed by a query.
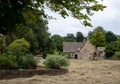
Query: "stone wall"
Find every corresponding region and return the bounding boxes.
[0,68,68,80]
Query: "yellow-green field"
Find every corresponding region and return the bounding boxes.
[0,60,120,84]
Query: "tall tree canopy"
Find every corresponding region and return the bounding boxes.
[51,34,64,52]
[64,33,76,42]
[105,31,117,44]
[116,36,120,51]
[76,32,84,42]
[88,26,105,38]
[105,36,120,58]
[4,9,49,54]
[0,0,106,34]
[105,41,118,58]
[89,26,106,47]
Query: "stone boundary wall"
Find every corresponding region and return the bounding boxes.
[0,68,68,80]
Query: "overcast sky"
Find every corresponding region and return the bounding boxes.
[47,0,120,36]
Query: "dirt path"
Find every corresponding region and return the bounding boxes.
[0,60,120,84]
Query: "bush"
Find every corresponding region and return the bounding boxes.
[112,51,120,60]
[43,55,70,69]
[0,55,18,70]
[17,54,37,69]
[0,38,37,70]
[63,53,71,58]
[6,38,30,55]
[0,53,37,70]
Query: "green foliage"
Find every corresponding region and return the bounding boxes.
[105,41,118,58]
[0,0,106,58]
[105,31,117,44]
[45,38,56,54]
[1,3,49,54]
[28,19,49,49]
[51,34,64,52]
[89,26,106,47]
[0,54,18,70]
[63,53,71,58]
[0,53,37,70]
[45,0,105,26]
[17,53,37,69]
[88,26,105,38]
[43,55,70,69]
[105,36,120,59]
[0,38,37,70]
[7,38,30,55]
[112,52,120,60]
[25,10,49,53]
[64,34,76,42]
[14,24,39,53]
[88,27,118,59]
[42,51,48,59]
[76,32,84,42]
[0,0,105,34]
[116,36,120,51]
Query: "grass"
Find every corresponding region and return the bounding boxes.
[0,59,120,84]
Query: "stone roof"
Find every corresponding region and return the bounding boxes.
[63,42,85,52]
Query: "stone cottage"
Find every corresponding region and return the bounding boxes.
[63,39,105,60]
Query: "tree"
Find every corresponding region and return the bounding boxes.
[105,36,120,59]
[28,21,49,51]
[89,26,106,47]
[43,0,106,26]
[105,41,118,58]
[116,36,120,51]
[6,10,50,54]
[45,38,56,54]
[0,0,106,35]
[64,33,76,42]
[76,32,84,42]
[112,51,120,60]
[51,34,64,52]
[88,26,105,38]
[14,24,38,53]
[23,9,49,51]
[105,31,117,44]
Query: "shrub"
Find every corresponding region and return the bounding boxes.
[0,55,18,70]
[0,38,37,70]
[43,55,70,69]
[6,38,30,55]
[112,51,120,60]
[0,52,37,70]
[63,53,71,58]
[17,54,37,69]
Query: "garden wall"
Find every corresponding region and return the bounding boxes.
[0,68,68,80]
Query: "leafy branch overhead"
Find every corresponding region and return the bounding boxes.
[0,0,106,34]
[44,0,106,26]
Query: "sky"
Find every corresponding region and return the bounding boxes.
[47,0,120,36]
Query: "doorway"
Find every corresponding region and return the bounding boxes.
[74,54,78,59]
